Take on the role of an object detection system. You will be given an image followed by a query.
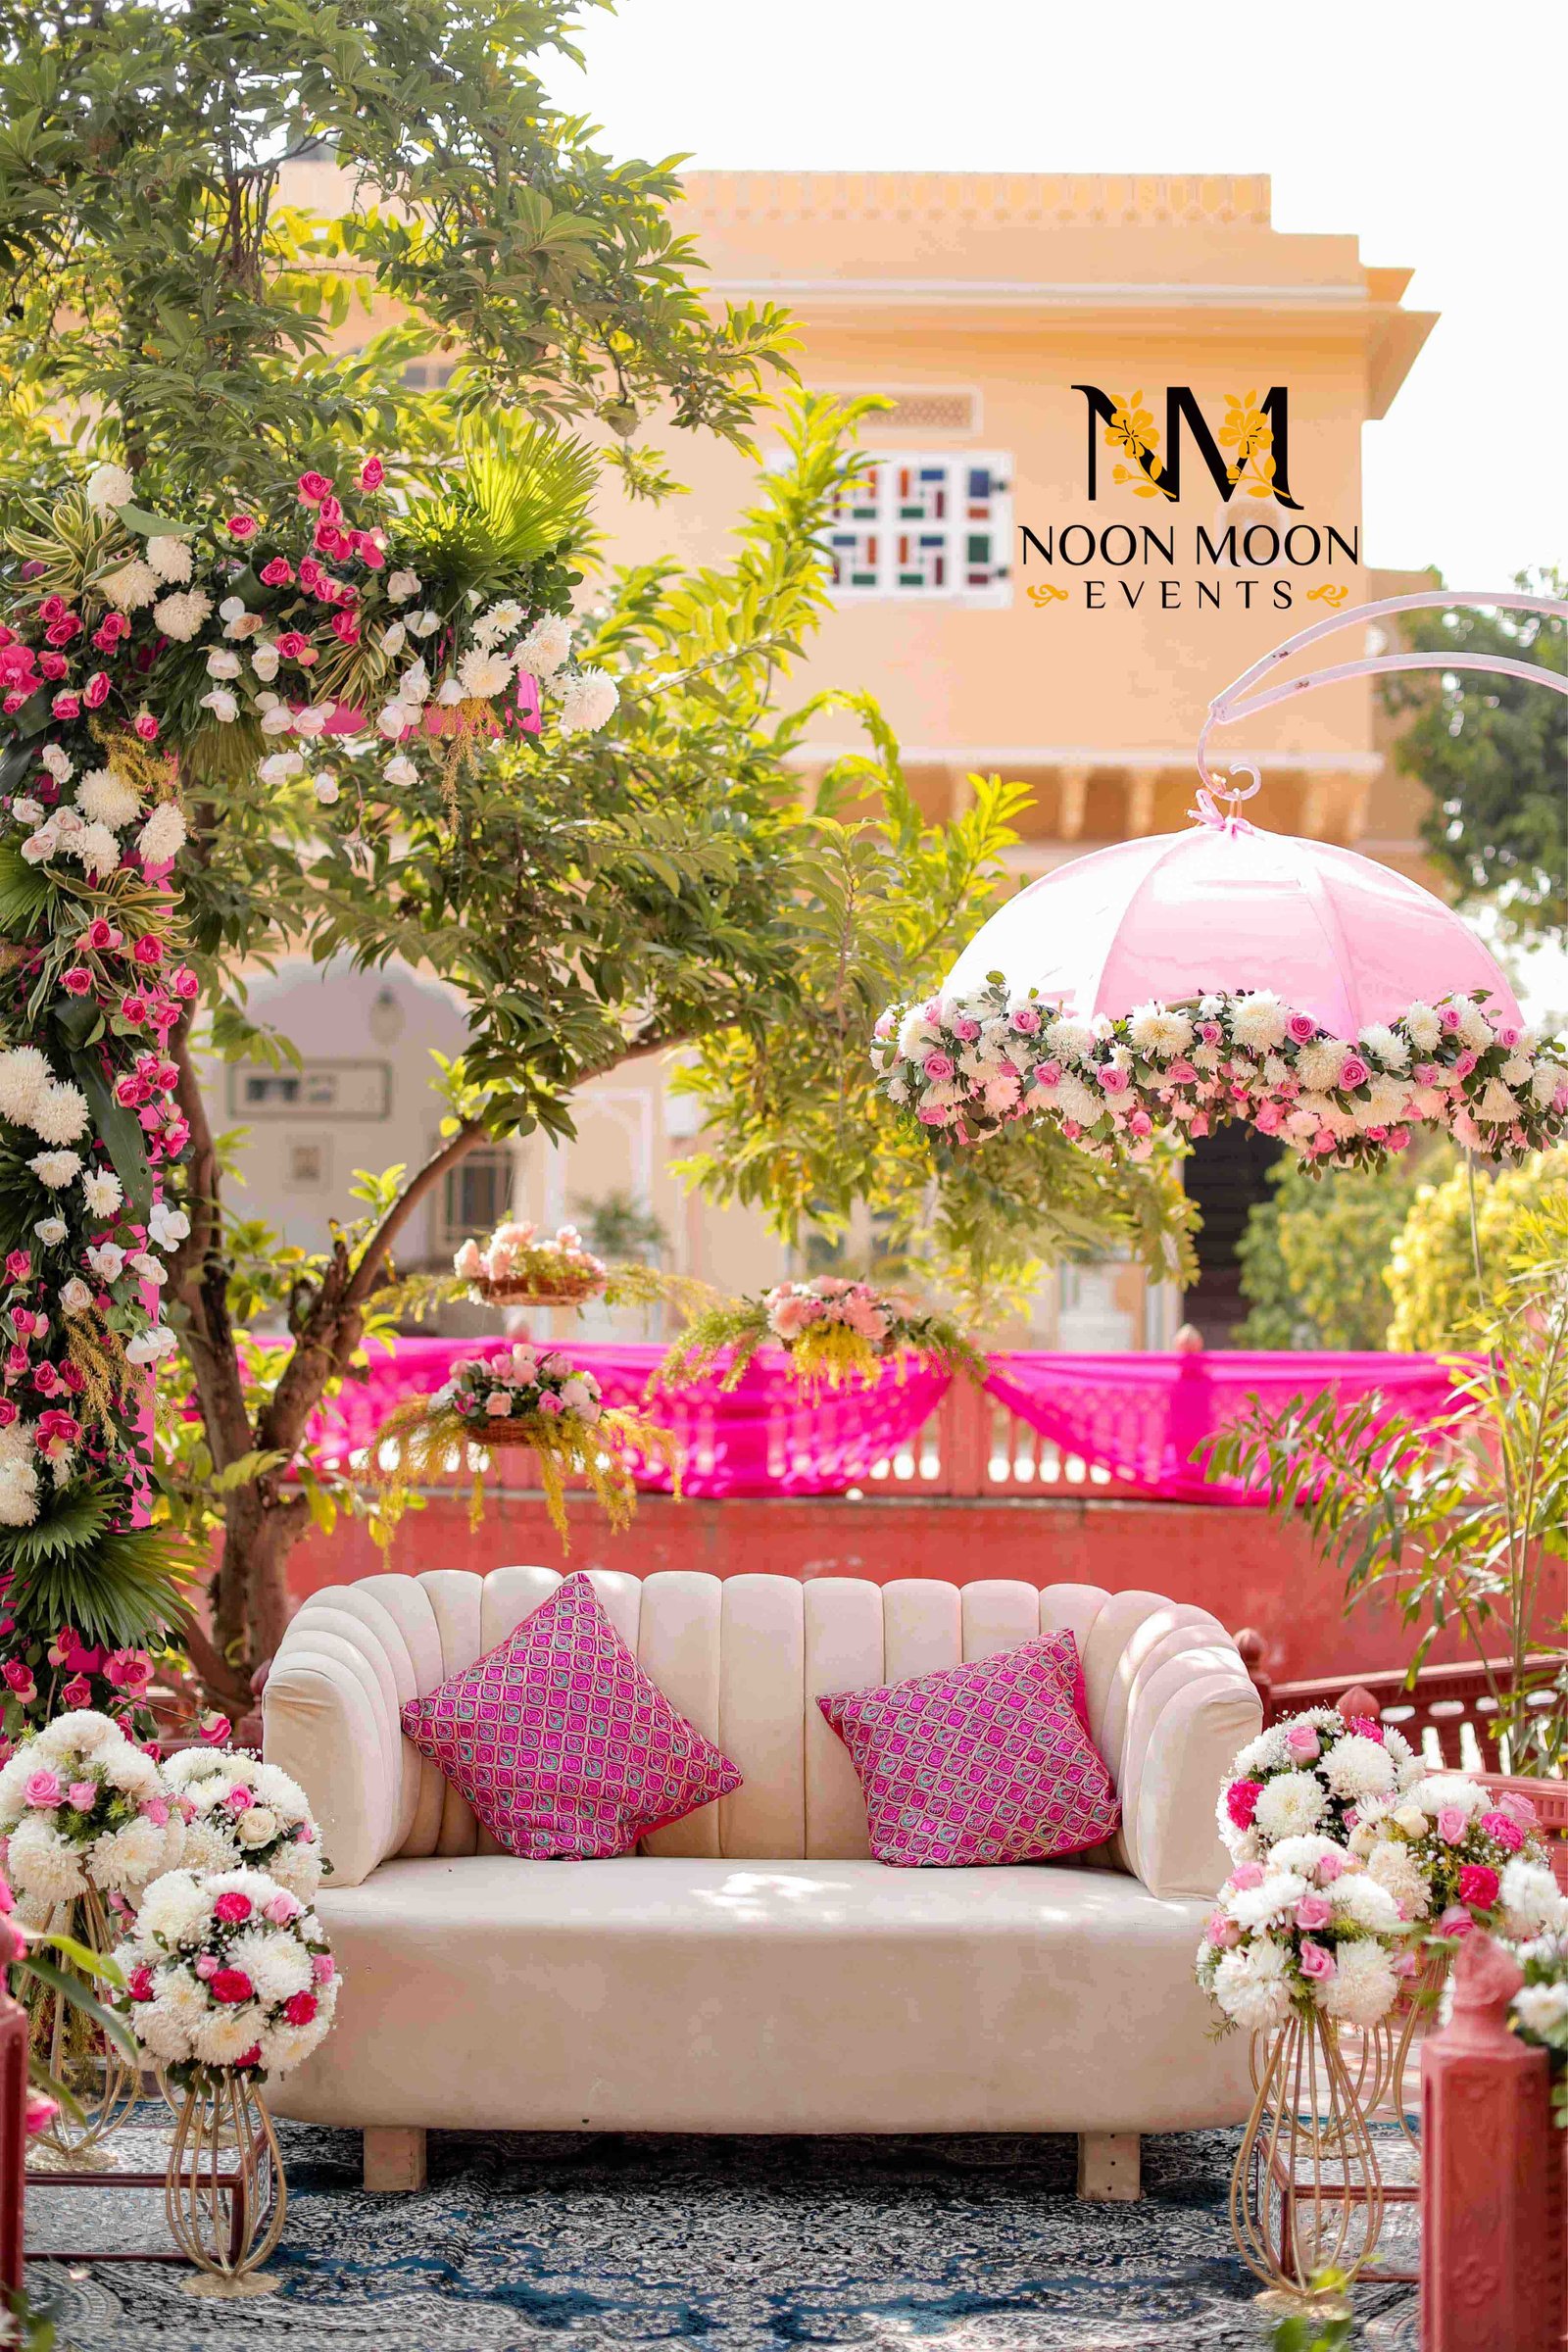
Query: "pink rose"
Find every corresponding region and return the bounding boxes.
[1437,1805,1470,1844]
[952,1018,981,1043]
[1097,1065,1130,1095]
[126,1963,156,2002]
[1452,1050,1478,1080]
[61,965,93,998]
[1439,1903,1475,1939]
[1295,1893,1333,1931]
[59,1675,92,1708]
[83,671,110,710]
[223,1784,254,1812]
[194,1952,220,1980]
[312,1951,336,1984]
[131,934,165,967]
[1,1659,34,1695]
[1128,1109,1153,1138]
[1387,1126,1412,1152]
[1284,1724,1321,1763]
[1498,1791,1539,1829]
[24,2089,58,2139]
[1338,1055,1370,1089]
[259,557,294,587]
[131,710,158,742]
[1392,1947,1420,1980]
[358,456,385,491]
[1440,1004,1464,1033]
[266,1891,303,1924]
[1229,1861,1265,1891]
[1317,1851,1346,1884]
[1204,1910,1240,1948]
[922,1053,955,1082]
[212,1889,252,1924]
[139,1795,170,1827]
[67,1780,96,1812]
[103,1648,151,1693]
[297,470,334,507]
[23,1770,62,1809]
[1457,1863,1499,1911]
[226,514,258,540]
[1287,1013,1317,1045]
[1008,1006,1042,1035]
[1034,1060,1062,1089]
[1254,1102,1284,1134]
[1298,1939,1336,1981]
[1226,1780,1262,1829]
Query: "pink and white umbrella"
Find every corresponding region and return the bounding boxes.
[875,591,1568,1171]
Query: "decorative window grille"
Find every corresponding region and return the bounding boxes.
[820,451,1011,604]
[435,1144,514,1256]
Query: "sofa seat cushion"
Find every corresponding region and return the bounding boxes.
[818,1631,1119,1868]
[270,1855,1251,2136]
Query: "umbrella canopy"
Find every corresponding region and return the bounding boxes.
[943,817,1525,1036]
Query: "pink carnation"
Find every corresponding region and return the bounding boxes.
[212,1889,252,1924]
[1457,1863,1499,1911]
[1226,1780,1262,1829]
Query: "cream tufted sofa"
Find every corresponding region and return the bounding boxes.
[263,1567,1260,2198]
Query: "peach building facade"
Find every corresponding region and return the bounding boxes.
[231,171,1439,1347]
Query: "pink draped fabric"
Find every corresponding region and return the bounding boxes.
[309,1337,951,1500]
[304,1335,1456,1505]
[983,1349,1456,1503]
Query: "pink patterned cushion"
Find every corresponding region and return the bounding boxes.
[817,1632,1119,1869]
[400,1574,742,1860]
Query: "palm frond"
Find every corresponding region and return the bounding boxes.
[402,420,598,597]
[3,1517,196,1649]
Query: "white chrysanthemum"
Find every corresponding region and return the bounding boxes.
[1358,1023,1409,1070]
[137,803,186,866]
[30,1083,90,1147]
[1514,1983,1568,2034]
[1254,1771,1327,1841]
[0,1046,54,1128]
[1475,1078,1520,1124]
[1413,1774,1488,1818]
[1226,1871,1308,1931]
[1127,1004,1196,1058]
[473,598,524,645]
[516,613,572,676]
[178,1818,239,1874]
[246,1761,308,1814]
[1365,1841,1432,1919]
[1320,1735,1396,1803]
[88,1812,180,1891]
[31,1710,122,1763]
[164,1750,227,1793]
[7,1814,86,1905]
[1213,1940,1293,2031]
[145,535,193,583]
[1043,1017,1094,1066]
[65,821,121,881]
[1358,1078,1411,1130]
[27,1150,80,1188]
[153,1962,211,2031]
[99,1742,162,1798]
[226,1927,313,2005]
[0,1458,39,1526]
[1330,1873,1402,1934]
[456,647,514,700]
[557,665,618,735]
[1454,1001,1494,1051]
[1404,1003,1442,1052]
[1318,1940,1398,2028]
[259,2008,333,2078]
[81,1167,123,1217]
[265,1839,323,1900]
[192,2001,268,2068]
[1229,993,1290,1052]
[1296,1039,1349,1093]
[0,1749,40,1823]
[133,1998,196,2063]
[1266,1835,1346,1880]
[85,462,134,512]
[151,589,212,642]
[75,767,141,830]
[101,558,160,612]
[203,1866,284,1912]
[1499,1859,1568,1939]
[137,1869,215,1948]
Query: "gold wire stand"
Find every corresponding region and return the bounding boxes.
[1231,2009,1387,2291]
[165,2074,286,2293]
[27,1886,137,2166]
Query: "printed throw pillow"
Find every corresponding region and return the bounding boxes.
[817,1631,1119,1869]
[400,1573,743,1860]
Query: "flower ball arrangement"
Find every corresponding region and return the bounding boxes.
[373,1343,680,1547]
[0,1707,182,1913]
[164,1748,324,1901]
[874,980,1568,1174]
[114,1866,337,2086]
[453,1219,607,1308]
[1341,1772,1565,1944]
[1198,1833,1413,2034]
[658,1276,981,1394]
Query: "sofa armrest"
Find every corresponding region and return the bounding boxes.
[1112,1627,1262,1901]
[263,1598,412,1888]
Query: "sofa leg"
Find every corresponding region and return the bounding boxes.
[1076,2131,1141,2201]
[364,2126,427,2192]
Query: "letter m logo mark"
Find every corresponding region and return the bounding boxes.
[1072,386,1300,509]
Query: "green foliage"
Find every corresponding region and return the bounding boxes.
[1381,570,1567,941]
[1236,1151,1444,1349]
[571,1188,668,1262]
[0,0,796,512]
[0,1509,195,1652]
[1387,1148,1568,1350]
[398,417,600,596]
[1205,1181,1568,1773]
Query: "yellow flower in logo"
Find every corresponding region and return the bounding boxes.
[1103,392,1172,499]
[1220,391,1277,496]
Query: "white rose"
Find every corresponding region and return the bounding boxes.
[258,751,304,785]
[382,755,417,790]
[200,689,239,724]
[32,1218,67,1248]
[379,621,408,657]
[313,776,340,806]
[386,569,420,604]
[408,609,441,638]
[11,799,43,828]
[376,703,414,740]
[40,746,73,782]
[205,648,242,679]
[250,644,280,682]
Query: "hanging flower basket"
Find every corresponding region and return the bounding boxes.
[656,1278,983,1393]
[454,1221,608,1309]
[370,1345,681,1546]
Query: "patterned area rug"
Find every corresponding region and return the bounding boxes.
[25,2120,1419,2349]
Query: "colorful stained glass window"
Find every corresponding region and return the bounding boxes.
[785,447,1010,601]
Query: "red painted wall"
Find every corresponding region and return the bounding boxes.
[283,1492,1518,1690]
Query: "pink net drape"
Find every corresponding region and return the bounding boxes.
[304,1336,1456,1505]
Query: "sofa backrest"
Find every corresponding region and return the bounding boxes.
[266,1566,1257,1893]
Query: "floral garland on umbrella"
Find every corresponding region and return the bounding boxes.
[370,1342,681,1546]
[0,438,621,1733]
[656,1275,982,1393]
[873,979,1568,1173]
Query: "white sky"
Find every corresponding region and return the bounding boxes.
[547,0,1568,588]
